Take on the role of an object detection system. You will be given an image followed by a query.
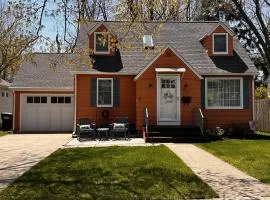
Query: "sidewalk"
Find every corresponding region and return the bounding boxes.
[166,144,270,199]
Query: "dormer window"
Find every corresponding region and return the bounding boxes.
[213,33,228,54]
[94,32,110,54]
[143,35,154,49]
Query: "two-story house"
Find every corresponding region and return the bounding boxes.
[10,21,259,134]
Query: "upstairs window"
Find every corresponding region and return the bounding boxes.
[213,33,228,54]
[94,32,110,54]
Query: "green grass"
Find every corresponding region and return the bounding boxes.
[0,146,217,200]
[0,131,7,137]
[197,135,270,184]
[257,131,270,136]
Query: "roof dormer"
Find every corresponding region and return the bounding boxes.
[200,23,234,56]
[88,23,117,56]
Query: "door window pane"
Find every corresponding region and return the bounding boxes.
[58,97,64,103]
[34,97,40,103]
[65,97,71,104]
[27,97,33,103]
[41,97,47,103]
[51,97,57,104]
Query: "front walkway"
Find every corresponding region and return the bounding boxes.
[166,144,270,199]
[0,134,71,191]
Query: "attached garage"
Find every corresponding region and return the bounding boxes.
[20,94,74,132]
[10,53,75,132]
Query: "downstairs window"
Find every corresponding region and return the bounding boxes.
[206,78,243,109]
[97,78,113,107]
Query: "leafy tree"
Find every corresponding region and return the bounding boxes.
[193,0,270,79]
[255,84,268,99]
[0,1,39,81]
[3,0,268,79]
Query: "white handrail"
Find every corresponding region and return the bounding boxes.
[193,108,205,136]
[144,107,149,137]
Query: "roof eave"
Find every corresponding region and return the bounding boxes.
[9,87,74,92]
[70,71,137,75]
[199,22,235,41]
[201,72,259,76]
[134,45,203,81]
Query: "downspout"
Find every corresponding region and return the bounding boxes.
[12,90,15,132]
[73,74,77,135]
[252,76,255,121]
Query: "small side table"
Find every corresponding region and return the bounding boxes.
[97,128,110,140]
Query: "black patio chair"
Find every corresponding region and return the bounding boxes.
[76,118,96,141]
[110,116,129,140]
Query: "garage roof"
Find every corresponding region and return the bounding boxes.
[0,78,11,87]
[11,53,75,89]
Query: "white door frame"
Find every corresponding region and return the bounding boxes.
[157,74,181,125]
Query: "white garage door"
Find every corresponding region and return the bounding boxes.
[20,95,74,132]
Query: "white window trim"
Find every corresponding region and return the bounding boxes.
[94,32,110,54]
[212,33,228,55]
[205,77,243,109]
[97,78,113,107]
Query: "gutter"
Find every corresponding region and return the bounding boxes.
[9,87,74,92]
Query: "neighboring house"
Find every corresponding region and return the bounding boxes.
[10,21,259,133]
[0,78,13,128]
[266,76,270,98]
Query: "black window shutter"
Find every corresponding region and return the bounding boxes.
[90,78,97,107]
[113,79,120,107]
[201,79,205,109]
[243,78,249,109]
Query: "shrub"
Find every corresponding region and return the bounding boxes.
[227,123,250,138]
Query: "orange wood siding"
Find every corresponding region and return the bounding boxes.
[88,24,116,56]
[14,92,20,132]
[203,76,253,129]
[76,74,136,126]
[201,25,233,56]
[135,48,201,131]
[14,91,74,132]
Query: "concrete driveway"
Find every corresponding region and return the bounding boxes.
[0,134,71,191]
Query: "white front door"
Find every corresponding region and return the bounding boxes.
[157,75,180,125]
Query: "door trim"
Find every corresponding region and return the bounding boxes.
[157,75,180,125]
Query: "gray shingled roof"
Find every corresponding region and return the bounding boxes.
[13,21,258,88]
[12,53,75,88]
[0,78,10,87]
[75,21,258,75]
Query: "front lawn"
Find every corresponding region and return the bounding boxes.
[0,131,7,137]
[0,146,217,199]
[197,135,270,184]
